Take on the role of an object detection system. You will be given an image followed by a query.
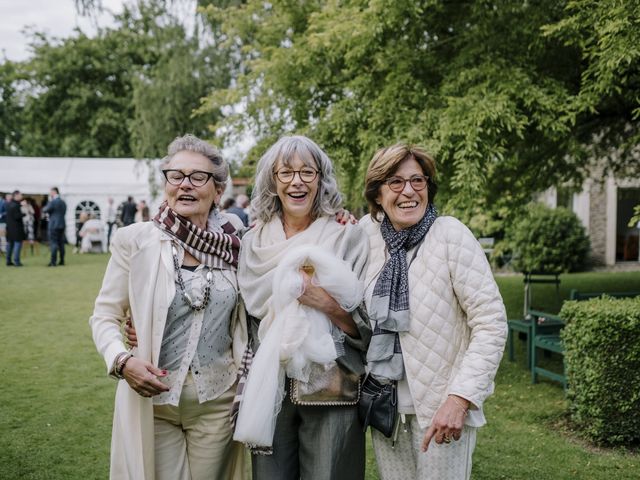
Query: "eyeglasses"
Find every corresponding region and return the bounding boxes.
[273,167,319,184]
[383,175,429,193]
[162,169,214,187]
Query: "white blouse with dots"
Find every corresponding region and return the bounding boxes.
[154,265,237,407]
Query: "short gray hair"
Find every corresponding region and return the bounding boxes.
[251,135,343,224]
[163,134,228,191]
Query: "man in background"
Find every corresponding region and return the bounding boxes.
[226,194,250,227]
[43,187,67,267]
[5,190,24,266]
[120,196,136,226]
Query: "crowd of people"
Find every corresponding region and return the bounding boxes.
[89,133,507,480]
[1,187,230,266]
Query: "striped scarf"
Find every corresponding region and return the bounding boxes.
[367,204,438,380]
[153,201,240,269]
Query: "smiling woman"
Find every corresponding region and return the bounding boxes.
[360,143,507,480]
[89,134,246,480]
[236,135,371,480]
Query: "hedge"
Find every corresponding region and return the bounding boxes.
[560,296,640,446]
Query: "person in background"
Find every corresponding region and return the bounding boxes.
[0,192,9,255]
[360,144,507,480]
[135,200,150,223]
[105,197,118,248]
[120,196,137,226]
[6,190,25,266]
[89,134,246,480]
[79,213,105,253]
[226,195,249,227]
[220,197,235,212]
[43,187,67,267]
[21,197,37,255]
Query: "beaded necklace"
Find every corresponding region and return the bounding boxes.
[171,245,213,311]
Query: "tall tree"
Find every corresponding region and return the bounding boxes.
[0,0,229,158]
[200,0,639,225]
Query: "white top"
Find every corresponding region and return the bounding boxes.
[154,265,237,406]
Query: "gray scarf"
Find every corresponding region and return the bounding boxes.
[367,204,438,380]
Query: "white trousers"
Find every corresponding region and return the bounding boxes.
[371,415,477,480]
[153,376,245,480]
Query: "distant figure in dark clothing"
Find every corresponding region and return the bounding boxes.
[226,195,249,227]
[120,196,137,226]
[6,190,25,266]
[221,197,235,212]
[43,187,67,267]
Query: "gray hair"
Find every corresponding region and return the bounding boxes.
[250,135,343,224]
[163,134,228,192]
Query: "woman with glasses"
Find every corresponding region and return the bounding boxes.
[360,144,507,479]
[237,135,370,480]
[90,134,246,479]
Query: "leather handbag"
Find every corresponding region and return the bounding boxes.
[358,374,397,437]
[290,361,361,406]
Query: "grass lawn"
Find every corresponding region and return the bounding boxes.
[1,249,638,479]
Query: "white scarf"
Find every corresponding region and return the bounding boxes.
[238,215,369,331]
[234,244,364,448]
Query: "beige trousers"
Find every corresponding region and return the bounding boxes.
[153,375,245,480]
[371,415,476,480]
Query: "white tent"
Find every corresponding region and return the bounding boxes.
[0,156,162,245]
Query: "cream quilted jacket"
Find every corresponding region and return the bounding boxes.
[360,214,507,429]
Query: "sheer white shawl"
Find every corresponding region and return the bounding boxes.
[234,215,368,448]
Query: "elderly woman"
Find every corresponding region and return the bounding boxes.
[89,134,246,480]
[238,135,370,480]
[359,144,507,479]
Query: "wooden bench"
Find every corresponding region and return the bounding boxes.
[529,309,566,388]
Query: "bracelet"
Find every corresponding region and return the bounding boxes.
[449,395,469,416]
[114,352,133,379]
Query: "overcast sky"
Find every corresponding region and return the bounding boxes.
[0,0,127,61]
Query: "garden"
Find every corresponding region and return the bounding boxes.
[1,249,638,479]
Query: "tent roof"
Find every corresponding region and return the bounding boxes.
[0,156,158,196]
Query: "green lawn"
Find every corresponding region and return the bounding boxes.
[1,249,638,479]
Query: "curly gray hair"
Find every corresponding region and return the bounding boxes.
[163,134,228,192]
[250,135,343,224]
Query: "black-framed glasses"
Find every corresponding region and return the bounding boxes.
[162,169,214,187]
[273,167,319,184]
[383,175,429,193]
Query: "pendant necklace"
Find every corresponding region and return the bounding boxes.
[172,245,213,311]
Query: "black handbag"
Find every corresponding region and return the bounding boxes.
[357,374,397,437]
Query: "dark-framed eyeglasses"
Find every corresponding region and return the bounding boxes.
[383,175,429,193]
[273,167,319,184]
[162,169,214,187]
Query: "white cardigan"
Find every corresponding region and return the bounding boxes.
[89,222,247,480]
[360,214,507,429]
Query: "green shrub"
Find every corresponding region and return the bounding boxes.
[561,296,640,446]
[504,203,590,273]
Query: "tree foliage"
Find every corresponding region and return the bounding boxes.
[199,0,639,220]
[0,0,228,159]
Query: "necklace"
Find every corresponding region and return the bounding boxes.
[171,245,213,311]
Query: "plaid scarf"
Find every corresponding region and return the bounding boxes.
[367,204,438,380]
[153,201,240,270]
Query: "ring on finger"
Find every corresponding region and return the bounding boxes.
[443,435,452,444]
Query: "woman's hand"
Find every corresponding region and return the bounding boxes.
[121,357,170,398]
[335,209,358,225]
[124,318,138,348]
[298,270,359,337]
[421,395,470,451]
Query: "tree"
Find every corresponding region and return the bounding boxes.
[199,0,639,223]
[0,0,229,159]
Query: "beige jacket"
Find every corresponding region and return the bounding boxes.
[360,214,507,429]
[89,222,247,479]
